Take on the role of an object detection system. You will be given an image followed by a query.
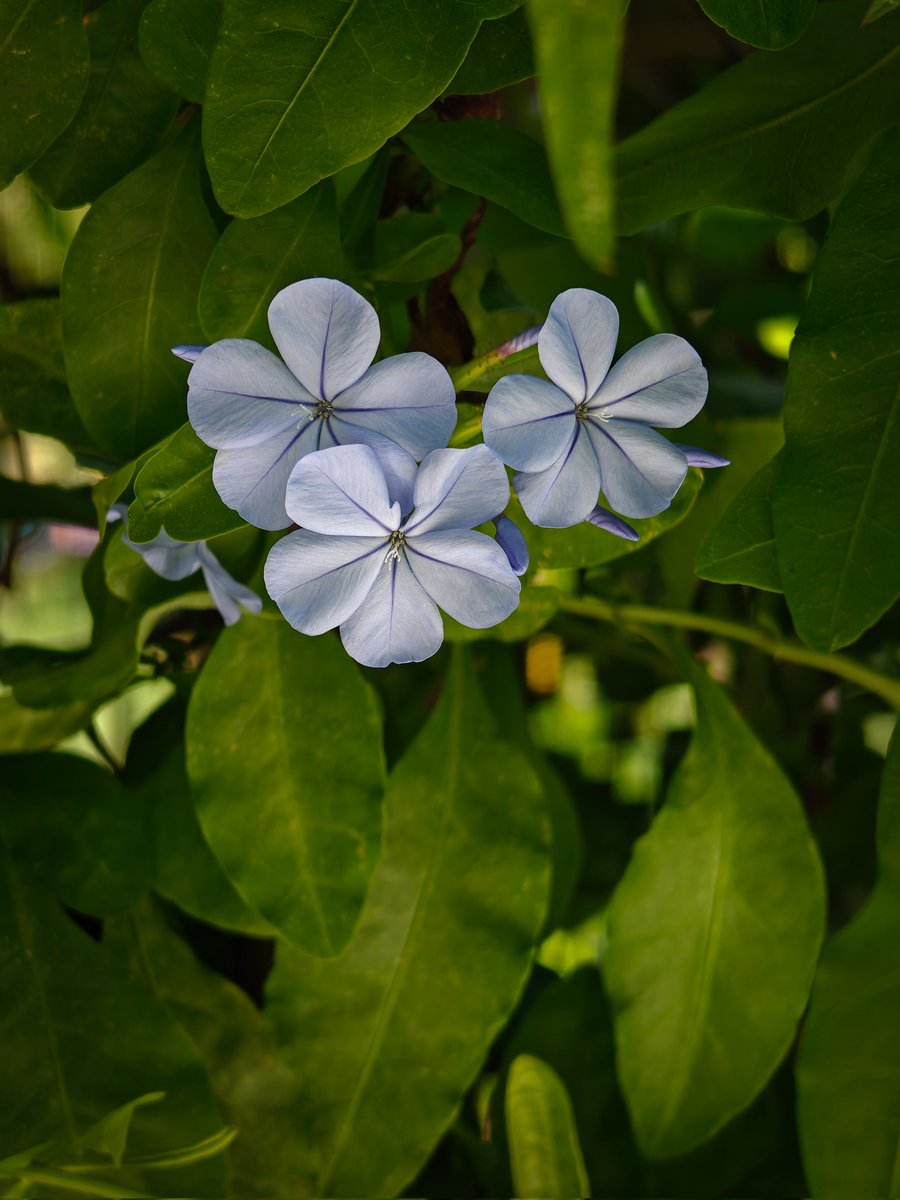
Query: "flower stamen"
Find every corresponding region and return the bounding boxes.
[384,530,406,564]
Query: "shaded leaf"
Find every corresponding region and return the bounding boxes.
[139,0,221,101]
[604,660,825,1158]
[368,214,460,284]
[0,691,91,756]
[506,1054,590,1199]
[696,452,783,592]
[447,7,534,94]
[695,0,816,49]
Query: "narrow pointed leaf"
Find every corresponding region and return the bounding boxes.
[696,453,783,592]
[264,650,551,1196]
[604,661,825,1158]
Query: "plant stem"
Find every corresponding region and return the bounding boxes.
[557,595,900,710]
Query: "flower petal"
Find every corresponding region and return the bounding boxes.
[494,515,529,575]
[334,352,457,459]
[515,424,601,528]
[212,422,320,530]
[675,444,730,468]
[284,444,397,536]
[264,531,384,636]
[121,527,201,580]
[407,530,520,628]
[325,418,418,515]
[482,375,576,472]
[172,344,206,363]
[405,445,510,535]
[187,339,313,449]
[588,419,688,518]
[267,278,379,402]
[197,544,262,626]
[586,505,639,542]
[589,333,707,427]
[340,556,443,668]
[538,288,619,402]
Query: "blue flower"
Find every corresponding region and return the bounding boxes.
[181,278,457,531]
[482,289,711,527]
[113,511,261,626]
[264,443,521,668]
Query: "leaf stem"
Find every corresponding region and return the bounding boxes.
[557,595,900,709]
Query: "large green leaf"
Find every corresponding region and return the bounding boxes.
[447,6,533,95]
[127,423,244,544]
[695,0,816,49]
[198,181,344,344]
[604,660,825,1158]
[264,649,551,1196]
[186,617,385,956]
[0,300,99,458]
[797,733,900,1197]
[127,700,273,937]
[0,753,151,917]
[29,0,178,208]
[506,1055,590,1199]
[0,0,89,188]
[527,0,623,267]
[63,121,217,461]
[0,853,227,1196]
[403,119,566,238]
[615,3,900,234]
[0,691,91,755]
[203,0,512,218]
[696,452,783,592]
[138,0,221,101]
[774,129,900,651]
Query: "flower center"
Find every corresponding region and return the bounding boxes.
[313,398,334,420]
[575,401,590,421]
[384,530,406,564]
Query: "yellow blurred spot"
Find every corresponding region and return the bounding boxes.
[758,315,798,360]
[776,226,818,273]
[526,632,563,695]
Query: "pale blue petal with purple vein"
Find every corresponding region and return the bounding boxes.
[515,424,601,528]
[187,339,313,449]
[334,352,457,459]
[482,374,575,472]
[586,505,640,542]
[322,424,419,514]
[407,530,520,628]
[588,333,707,427]
[197,543,262,625]
[284,444,398,536]
[494,515,529,575]
[212,422,320,530]
[172,344,206,364]
[587,420,688,519]
[122,526,202,580]
[268,278,380,401]
[339,557,443,668]
[405,445,510,535]
[538,289,619,402]
[265,531,385,636]
[675,444,730,468]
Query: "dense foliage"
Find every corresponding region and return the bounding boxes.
[1,0,899,1196]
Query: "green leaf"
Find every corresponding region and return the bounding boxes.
[774,130,900,651]
[138,0,221,101]
[404,119,566,238]
[604,660,825,1158]
[696,452,783,592]
[186,617,385,955]
[198,182,344,344]
[527,0,624,268]
[127,423,243,544]
[523,468,702,569]
[450,341,543,394]
[0,476,95,527]
[63,121,217,461]
[203,0,511,218]
[368,214,461,284]
[447,7,534,94]
[506,1055,590,1200]
[864,0,900,21]
[615,3,900,234]
[0,691,91,755]
[0,300,100,458]
[0,0,89,188]
[695,0,816,49]
[0,753,152,917]
[444,584,560,644]
[29,0,178,209]
[93,445,164,538]
[127,699,274,937]
[71,1094,165,1168]
[264,648,551,1196]
[0,853,228,1197]
[797,733,900,1197]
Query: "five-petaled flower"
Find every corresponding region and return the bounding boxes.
[182,278,457,530]
[264,443,521,668]
[482,288,713,527]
